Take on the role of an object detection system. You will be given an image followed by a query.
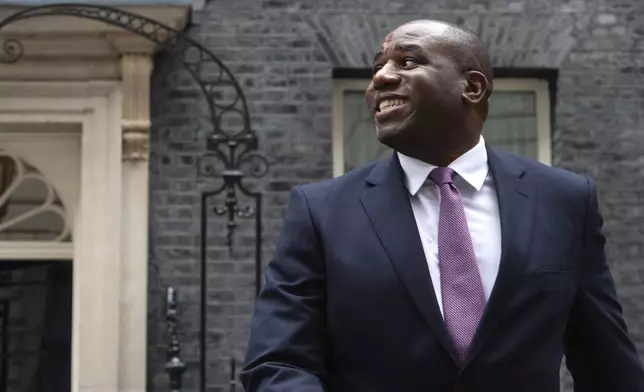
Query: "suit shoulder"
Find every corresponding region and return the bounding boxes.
[298,160,380,200]
[504,152,589,194]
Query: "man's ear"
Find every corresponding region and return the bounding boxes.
[463,70,489,104]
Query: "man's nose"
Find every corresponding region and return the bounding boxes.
[372,63,401,89]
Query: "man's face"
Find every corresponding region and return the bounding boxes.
[365,23,467,153]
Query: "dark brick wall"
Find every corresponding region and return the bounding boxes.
[148,1,644,391]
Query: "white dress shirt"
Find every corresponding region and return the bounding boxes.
[398,136,502,316]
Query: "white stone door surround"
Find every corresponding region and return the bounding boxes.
[0,4,190,392]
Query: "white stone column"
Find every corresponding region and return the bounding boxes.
[75,87,124,392]
[119,53,153,392]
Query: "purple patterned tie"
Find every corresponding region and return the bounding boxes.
[429,167,486,364]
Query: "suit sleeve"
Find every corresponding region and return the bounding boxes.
[564,176,644,391]
[240,186,327,392]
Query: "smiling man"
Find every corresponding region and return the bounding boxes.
[241,20,644,392]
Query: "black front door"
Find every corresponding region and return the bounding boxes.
[0,261,72,392]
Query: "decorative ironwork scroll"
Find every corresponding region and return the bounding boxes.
[0,4,268,392]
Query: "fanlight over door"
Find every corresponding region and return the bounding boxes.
[0,148,73,392]
[0,150,71,242]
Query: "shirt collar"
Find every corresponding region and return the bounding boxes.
[398,136,489,196]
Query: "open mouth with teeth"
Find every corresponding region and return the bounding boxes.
[378,98,410,112]
[374,97,412,123]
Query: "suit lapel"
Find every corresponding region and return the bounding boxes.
[462,146,536,369]
[360,154,456,362]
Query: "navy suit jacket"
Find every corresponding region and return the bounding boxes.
[241,147,644,392]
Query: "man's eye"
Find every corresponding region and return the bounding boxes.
[402,58,416,67]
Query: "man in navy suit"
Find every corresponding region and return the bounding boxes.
[241,19,644,391]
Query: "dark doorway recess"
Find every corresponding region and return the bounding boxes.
[0,261,72,392]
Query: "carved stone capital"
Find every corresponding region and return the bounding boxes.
[120,54,153,162]
[122,122,150,162]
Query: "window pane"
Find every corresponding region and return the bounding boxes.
[339,87,541,172]
[342,91,390,173]
[482,91,538,159]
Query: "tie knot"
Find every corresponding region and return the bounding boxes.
[429,167,455,186]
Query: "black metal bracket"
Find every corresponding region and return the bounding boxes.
[0,4,268,392]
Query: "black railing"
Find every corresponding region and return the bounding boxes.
[229,357,239,392]
[165,287,186,392]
